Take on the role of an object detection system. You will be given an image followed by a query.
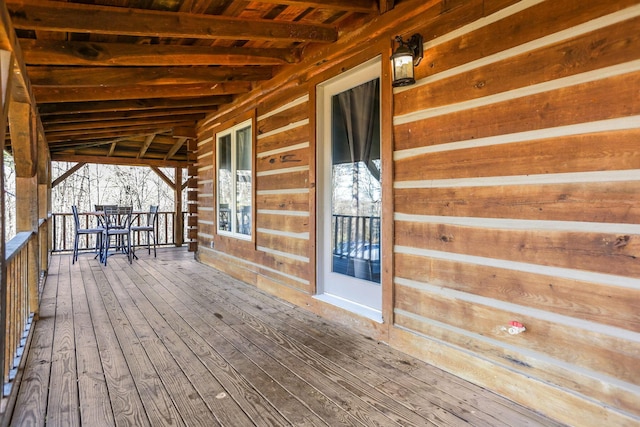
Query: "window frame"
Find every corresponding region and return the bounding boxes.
[215,118,253,240]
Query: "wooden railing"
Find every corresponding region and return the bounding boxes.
[51,210,187,253]
[2,231,37,401]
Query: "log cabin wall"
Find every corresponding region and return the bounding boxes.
[197,96,314,292]
[195,0,640,425]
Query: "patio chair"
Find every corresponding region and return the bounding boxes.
[95,204,119,228]
[101,205,133,265]
[71,205,103,264]
[131,205,158,257]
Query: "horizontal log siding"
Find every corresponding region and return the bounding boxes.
[392,0,640,425]
[255,98,311,289]
[194,0,640,425]
[196,134,214,246]
[195,133,214,250]
[197,95,312,293]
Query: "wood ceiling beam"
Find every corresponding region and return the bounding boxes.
[20,40,299,66]
[44,115,201,133]
[32,82,250,103]
[172,127,197,138]
[379,0,395,14]
[27,66,273,86]
[37,96,230,115]
[48,137,132,152]
[41,108,208,125]
[0,0,31,103]
[7,0,337,43]
[50,152,189,168]
[46,126,182,143]
[249,0,378,14]
[209,0,441,126]
[47,135,182,154]
[138,134,155,159]
[164,137,187,161]
[46,128,184,143]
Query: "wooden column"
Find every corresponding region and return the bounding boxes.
[9,100,39,316]
[174,166,184,247]
[16,176,38,313]
[37,125,50,275]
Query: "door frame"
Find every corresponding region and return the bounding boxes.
[315,56,385,323]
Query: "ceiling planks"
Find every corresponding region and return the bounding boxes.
[3,0,383,166]
[7,0,338,43]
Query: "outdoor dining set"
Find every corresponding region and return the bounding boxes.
[71,204,159,265]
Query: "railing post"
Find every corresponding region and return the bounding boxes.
[39,218,48,276]
[52,214,57,252]
[27,236,38,319]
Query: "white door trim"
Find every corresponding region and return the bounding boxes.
[315,56,383,322]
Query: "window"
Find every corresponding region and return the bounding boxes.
[216,119,253,239]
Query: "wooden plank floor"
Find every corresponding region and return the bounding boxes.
[10,248,564,426]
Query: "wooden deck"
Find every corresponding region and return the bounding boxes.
[9,248,563,426]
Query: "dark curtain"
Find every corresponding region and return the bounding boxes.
[333,78,380,181]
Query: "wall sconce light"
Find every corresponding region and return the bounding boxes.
[391,33,424,87]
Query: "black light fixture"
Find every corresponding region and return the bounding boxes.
[391,33,424,87]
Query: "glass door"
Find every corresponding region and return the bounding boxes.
[317,58,382,321]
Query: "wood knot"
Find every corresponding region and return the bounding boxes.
[440,234,454,243]
[76,43,104,60]
[280,154,300,163]
[614,235,630,248]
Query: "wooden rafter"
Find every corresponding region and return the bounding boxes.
[48,138,129,152]
[37,97,230,115]
[0,1,30,104]
[43,115,201,133]
[7,0,338,43]
[50,153,188,168]
[41,109,208,126]
[164,137,187,161]
[32,82,252,103]
[232,0,377,14]
[172,127,197,139]
[1,0,379,166]
[26,66,273,86]
[138,134,155,159]
[379,0,396,14]
[20,40,300,66]
[46,127,176,143]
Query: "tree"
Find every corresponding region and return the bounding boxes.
[3,151,16,240]
[52,163,186,213]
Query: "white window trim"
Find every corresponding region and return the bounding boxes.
[216,118,253,240]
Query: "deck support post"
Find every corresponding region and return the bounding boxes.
[37,130,50,276]
[174,167,184,247]
[10,101,40,318]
